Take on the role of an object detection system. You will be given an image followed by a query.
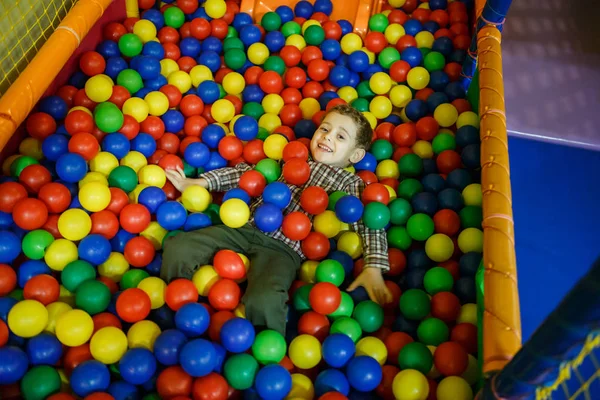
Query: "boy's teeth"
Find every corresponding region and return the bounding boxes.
[319,144,332,152]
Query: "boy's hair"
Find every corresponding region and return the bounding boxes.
[324,104,373,151]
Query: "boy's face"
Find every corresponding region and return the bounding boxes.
[310,112,366,168]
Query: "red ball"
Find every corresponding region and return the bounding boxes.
[158,26,180,44]
[452,98,472,114]
[259,71,284,94]
[74,89,97,110]
[208,279,241,311]
[307,59,329,82]
[103,22,127,41]
[79,51,106,76]
[124,236,156,268]
[213,250,246,280]
[180,95,204,117]
[309,282,341,314]
[12,198,48,230]
[157,366,193,399]
[160,84,183,108]
[440,260,460,282]
[300,186,328,215]
[384,331,413,365]
[68,132,100,161]
[119,204,151,234]
[436,150,462,174]
[282,141,309,162]
[302,232,330,261]
[56,85,78,108]
[273,126,295,142]
[239,170,266,197]
[26,112,56,140]
[84,393,114,400]
[116,288,152,323]
[362,183,390,205]
[159,154,185,171]
[431,291,461,323]
[389,60,411,84]
[190,18,211,40]
[376,365,400,400]
[387,248,406,277]
[451,323,478,354]
[242,139,267,164]
[165,278,199,311]
[302,46,323,66]
[416,117,439,141]
[433,209,460,236]
[396,35,417,52]
[412,8,431,23]
[65,110,94,135]
[388,10,409,25]
[92,312,122,333]
[365,31,387,54]
[375,122,394,142]
[302,81,324,99]
[323,21,342,40]
[357,171,378,186]
[109,85,131,110]
[64,344,93,376]
[192,373,229,400]
[284,67,307,89]
[393,147,413,163]
[184,115,208,137]
[434,341,468,376]
[282,158,310,186]
[141,116,165,140]
[43,214,62,239]
[244,66,264,85]
[23,274,60,305]
[178,56,197,72]
[392,123,417,147]
[430,9,449,27]
[319,393,347,400]
[298,311,330,342]
[0,264,17,297]
[208,310,235,342]
[282,212,312,241]
[107,188,129,215]
[19,164,52,194]
[218,136,244,161]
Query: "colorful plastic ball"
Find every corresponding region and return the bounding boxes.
[417,318,449,346]
[223,353,259,390]
[334,195,364,224]
[75,280,111,315]
[322,333,355,368]
[315,259,345,287]
[437,376,473,400]
[457,228,483,253]
[94,102,124,133]
[90,326,128,364]
[56,152,88,183]
[180,338,217,377]
[346,355,382,392]
[433,103,458,127]
[406,213,434,241]
[0,346,28,384]
[85,74,114,103]
[118,348,156,386]
[407,67,430,90]
[399,342,433,375]
[70,360,111,397]
[174,302,210,338]
[219,198,250,228]
[152,329,187,367]
[118,33,143,57]
[219,317,255,353]
[392,369,429,400]
[20,365,62,400]
[163,279,198,312]
[423,266,454,295]
[425,233,454,262]
[400,289,431,320]
[289,334,321,369]
[78,181,111,212]
[363,201,391,229]
[8,299,48,338]
[55,309,94,347]
[205,0,227,18]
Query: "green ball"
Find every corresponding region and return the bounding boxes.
[388,198,413,225]
[223,37,244,52]
[10,156,38,177]
[261,11,282,32]
[142,394,161,400]
[293,284,313,312]
[21,365,61,400]
[327,191,347,211]
[378,47,401,69]
[108,165,138,192]
[62,260,96,293]
[387,226,412,250]
[397,178,423,200]
[205,203,222,225]
[21,229,54,260]
[352,300,384,333]
[424,51,446,72]
[398,342,433,374]
[118,33,143,57]
[399,153,423,177]
[330,316,362,343]
[218,83,227,99]
[406,213,435,241]
[183,161,197,177]
[227,26,238,38]
[432,132,456,154]
[242,102,264,120]
[224,353,259,390]
[164,6,185,28]
[9,288,23,301]
[399,289,431,320]
[255,158,281,183]
[75,279,111,315]
[363,202,391,230]
[95,102,124,133]
[120,269,150,290]
[329,292,354,319]
[257,127,270,141]
[460,206,483,229]
[252,330,287,364]
[305,25,325,46]
[417,317,449,346]
[224,49,247,70]
[369,13,389,32]
[316,260,345,286]
[351,98,370,112]
[281,21,301,37]
[423,266,454,295]
[370,139,393,161]
[356,81,375,100]
[264,56,286,75]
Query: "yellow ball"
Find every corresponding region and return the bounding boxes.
[390,85,413,108]
[262,94,284,114]
[370,72,392,95]
[58,209,92,242]
[426,345,441,379]
[79,181,111,212]
[418,2,430,9]
[313,211,342,238]
[205,0,226,18]
[190,65,214,87]
[337,232,362,259]
[248,42,270,65]
[141,222,168,250]
[287,373,315,400]
[462,354,480,385]
[220,198,250,228]
[234,303,246,318]
[299,260,319,283]
[388,0,406,6]
[59,285,75,307]
[68,106,93,116]
[192,265,221,296]
[457,111,479,129]
[44,238,79,271]
[55,309,94,347]
[258,113,282,133]
[370,96,393,119]
[299,98,320,119]
[212,99,236,123]
[376,159,400,180]
[3,155,21,176]
[301,20,321,34]
[133,19,157,43]
[168,70,192,94]
[289,334,321,369]
[127,320,161,351]
[385,23,405,45]
[263,133,288,160]
[19,137,43,160]
[356,337,388,365]
[425,233,454,263]
[123,97,150,123]
[160,59,180,78]
[129,183,150,203]
[8,300,48,338]
[457,228,483,253]
[400,108,410,123]
[338,86,358,103]
[363,111,377,130]
[457,303,477,325]
[98,252,130,281]
[462,184,482,206]
[145,91,170,116]
[412,140,434,159]
[182,185,212,212]
[286,34,306,51]
[78,171,108,188]
[344,165,355,174]
[138,277,166,309]
[90,326,128,364]
[120,151,148,173]
[407,67,430,90]
[437,376,473,400]
[45,301,72,334]
[90,151,119,176]
[138,164,167,188]
[392,369,429,400]
[341,33,363,55]
[85,74,114,103]
[415,31,435,49]
[434,103,459,128]
[222,72,246,95]
[361,47,376,64]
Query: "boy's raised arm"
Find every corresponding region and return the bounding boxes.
[199,162,252,192]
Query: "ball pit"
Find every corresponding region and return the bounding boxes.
[0,0,483,399]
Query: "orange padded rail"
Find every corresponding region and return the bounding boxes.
[0,0,114,153]
[478,25,522,374]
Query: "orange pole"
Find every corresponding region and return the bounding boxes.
[478,25,522,374]
[0,0,115,152]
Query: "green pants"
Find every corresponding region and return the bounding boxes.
[161,225,301,335]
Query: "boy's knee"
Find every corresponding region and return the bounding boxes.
[244,290,287,336]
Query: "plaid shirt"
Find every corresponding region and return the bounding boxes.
[200,161,390,272]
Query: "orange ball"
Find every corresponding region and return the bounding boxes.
[362,183,390,205]
[208,279,241,311]
[309,282,340,315]
[92,312,123,333]
[298,311,330,342]
[208,310,235,341]
[434,341,469,376]
[282,211,312,241]
[451,323,478,354]
[384,331,413,364]
[431,291,461,323]
[392,123,417,147]
[0,264,17,296]
[433,209,461,236]
[116,288,152,323]
[302,232,330,261]
[23,274,60,305]
[165,278,200,311]
[156,366,193,399]
[213,250,246,280]
[416,116,439,141]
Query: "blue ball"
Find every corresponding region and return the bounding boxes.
[162,110,185,133]
[108,381,139,400]
[392,315,419,338]
[184,213,213,232]
[437,188,464,212]
[110,229,135,253]
[220,318,256,353]
[447,168,472,191]
[16,261,50,289]
[138,186,167,214]
[348,50,370,73]
[449,49,467,64]
[336,54,349,68]
[421,173,446,194]
[321,39,342,61]
[319,91,339,110]
[184,142,211,168]
[330,66,351,87]
[191,6,211,20]
[462,144,481,169]
[39,96,67,120]
[255,364,292,400]
[203,37,223,54]
[346,356,382,392]
[403,267,427,290]
[205,151,228,171]
[180,339,217,377]
[423,21,440,34]
[240,25,262,47]
[26,333,63,366]
[78,234,111,265]
[181,37,202,58]
[146,254,163,277]
[102,133,130,159]
[429,0,448,10]
[198,80,222,104]
[432,36,454,56]
[354,152,377,172]
[328,251,354,276]
[401,47,423,68]
[0,297,17,322]
[404,19,423,36]
[233,115,259,141]
[144,75,167,91]
[143,41,165,59]
[135,56,161,80]
[362,64,383,81]
[154,329,188,365]
[460,252,482,277]
[0,230,21,264]
[105,57,128,80]
[338,20,353,35]
[445,81,466,101]
[456,276,476,303]
[406,248,432,270]
[69,70,87,88]
[223,188,252,205]
[455,125,480,148]
[130,132,157,158]
[0,211,13,230]
[335,195,364,223]
[295,119,317,139]
[70,360,110,397]
[119,348,157,385]
[315,369,350,396]
[202,124,226,148]
[322,333,355,368]
[212,342,227,373]
[198,50,222,73]
[255,203,283,233]
[426,92,450,113]
[175,303,210,337]
[294,1,314,18]
[263,182,292,209]
[411,192,438,216]
[405,99,428,122]
[233,12,253,31]
[42,134,69,162]
[314,0,333,15]
[96,40,120,59]
[275,5,294,23]
[265,31,285,52]
[384,114,402,125]
[0,346,28,384]
[157,201,187,231]
[429,70,450,92]
[142,9,164,30]
[348,285,370,304]
[56,152,88,183]
[243,84,265,103]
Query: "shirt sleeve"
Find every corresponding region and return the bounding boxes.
[344,178,390,272]
[198,162,252,192]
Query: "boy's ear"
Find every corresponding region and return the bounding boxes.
[349,148,366,164]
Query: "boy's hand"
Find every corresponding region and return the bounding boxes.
[165,167,207,193]
[347,267,393,306]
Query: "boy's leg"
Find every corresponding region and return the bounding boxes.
[161,225,255,282]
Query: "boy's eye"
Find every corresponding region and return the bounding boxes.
[320,127,328,132]
[337,134,344,140]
